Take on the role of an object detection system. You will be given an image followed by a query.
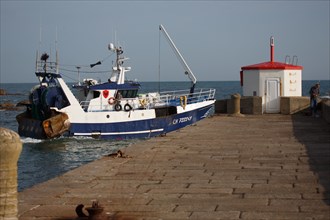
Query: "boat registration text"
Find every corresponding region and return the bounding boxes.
[172,116,192,125]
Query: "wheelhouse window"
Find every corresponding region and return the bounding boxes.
[117,89,138,98]
[93,91,100,98]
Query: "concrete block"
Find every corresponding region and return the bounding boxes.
[215,100,227,113]
[280,96,310,114]
[226,99,234,114]
[240,96,262,115]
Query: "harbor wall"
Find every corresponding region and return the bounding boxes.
[322,99,330,123]
[215,96,262,115]
[215,96,330,123]
[240,96,262,115]
[280,96,310,115]
[214,99,227,114]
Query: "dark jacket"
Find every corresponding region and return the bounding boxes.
[309,85,320,100]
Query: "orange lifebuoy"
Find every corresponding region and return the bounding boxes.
[108,97,116,105]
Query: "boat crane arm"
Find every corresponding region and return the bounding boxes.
[159,25,197,91]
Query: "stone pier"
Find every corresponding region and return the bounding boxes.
[18,115,330,219]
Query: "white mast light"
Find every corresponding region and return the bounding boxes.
[108,43,115,51]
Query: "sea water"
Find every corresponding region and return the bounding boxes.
[0,80,329,191]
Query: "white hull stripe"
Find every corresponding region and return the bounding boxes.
[74,128,164,136]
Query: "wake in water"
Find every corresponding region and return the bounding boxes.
[20,137,44,143]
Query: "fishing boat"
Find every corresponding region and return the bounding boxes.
[16,25,216,139]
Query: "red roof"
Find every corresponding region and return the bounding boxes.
[241,61,303,70]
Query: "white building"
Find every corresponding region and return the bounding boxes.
[240,37,303,113]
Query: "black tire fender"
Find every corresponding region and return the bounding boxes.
[124,103,132,112]
[114,104,122,111]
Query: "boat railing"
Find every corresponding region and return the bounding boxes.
[158,88,215,105]
[79,98,138,112]
[36,60,58,74]
[79,88,215,112]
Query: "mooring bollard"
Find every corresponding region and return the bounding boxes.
[232,93,241,114]
[0,127,22,220]
[228,93,243,116]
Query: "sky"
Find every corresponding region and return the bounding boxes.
[1,1,329,83]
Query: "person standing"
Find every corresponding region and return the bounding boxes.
[309,83,320,117]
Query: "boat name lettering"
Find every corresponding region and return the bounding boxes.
[173,116,192,125]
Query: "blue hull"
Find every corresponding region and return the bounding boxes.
[69,104,214,139]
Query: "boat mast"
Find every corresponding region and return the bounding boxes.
[108,43,130,84]
[55,26,59,74]
[159,24,197,93]
[36,25,42,81]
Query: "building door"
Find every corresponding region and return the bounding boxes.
[266,78,280,113]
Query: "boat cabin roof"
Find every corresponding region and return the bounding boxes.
[36,72,61,79]
[90,81,140,91]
